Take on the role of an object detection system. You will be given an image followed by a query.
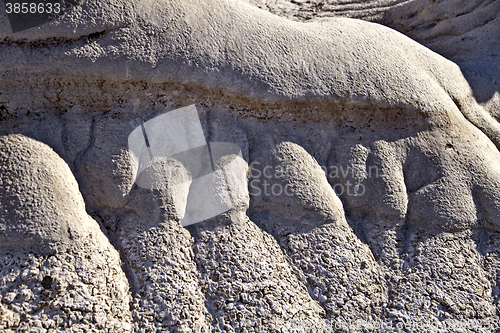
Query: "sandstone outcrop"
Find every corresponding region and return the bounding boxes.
[0,134,132,331]
[1,0,500,332]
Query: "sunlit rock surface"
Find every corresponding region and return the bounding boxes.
[1,0,500,331]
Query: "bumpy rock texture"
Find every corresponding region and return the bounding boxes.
[1,0,500,332]
[0,135,132,332]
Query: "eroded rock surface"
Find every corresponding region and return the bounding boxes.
[243,0,500,149]
[1,0,500,332]
[0,134,132,332]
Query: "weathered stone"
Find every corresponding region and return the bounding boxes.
[1,0,500,332]
[0,134,132,332]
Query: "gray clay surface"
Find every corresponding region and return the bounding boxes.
[1,0,500,332]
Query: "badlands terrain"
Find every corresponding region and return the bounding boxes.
[0,0,500,331]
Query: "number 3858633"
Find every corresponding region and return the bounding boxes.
[5,2,61,14]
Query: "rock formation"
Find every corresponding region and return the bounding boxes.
[1,0,499,331]
[0,134,132,331]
